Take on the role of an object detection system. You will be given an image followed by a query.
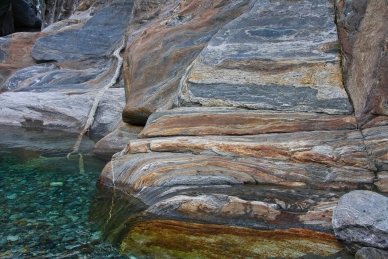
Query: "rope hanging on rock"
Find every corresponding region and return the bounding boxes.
[66,39,126,171]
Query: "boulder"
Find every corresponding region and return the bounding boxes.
[31,0,133,64]
[332,190,388,253]
[355,247,388,259]
[0,88,124,136]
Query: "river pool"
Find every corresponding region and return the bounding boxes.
[0,126,127,258]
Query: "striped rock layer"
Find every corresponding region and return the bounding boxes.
[93,0,388,258]
[0,0,387,258]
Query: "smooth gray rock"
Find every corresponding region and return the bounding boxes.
[0,0,130,136]
[332,190,388,253]
[31,0,134,62]
[0,88,125,136]
[355,247,388,259]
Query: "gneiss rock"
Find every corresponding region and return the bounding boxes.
[121,0,250,125]
[0,0,131,136]
[0,32,43,90]
[177,0,351,115]
[355,247,388,259]
[31,0,133,63]
[139,108,357,138]
[335,0,388,126]
[332,190,388,253]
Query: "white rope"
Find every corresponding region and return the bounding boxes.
[67,39,126,164]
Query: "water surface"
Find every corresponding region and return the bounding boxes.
[0,126,127,258]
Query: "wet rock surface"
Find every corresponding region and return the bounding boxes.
[332,190,388,253]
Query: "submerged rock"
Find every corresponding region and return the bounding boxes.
[120,220,341,259]
[332,190,388,253]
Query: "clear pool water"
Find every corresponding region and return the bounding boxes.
[0,126,127,259]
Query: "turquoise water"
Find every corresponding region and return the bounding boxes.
[0,126,127,258]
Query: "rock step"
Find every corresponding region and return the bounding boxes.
[127,130,375,170]
[139,108,357,138]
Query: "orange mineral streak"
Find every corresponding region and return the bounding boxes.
[121,220,342,259]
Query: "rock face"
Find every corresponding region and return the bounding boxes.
[0,32,42,88]
[121,0,251,125]
[335,0,388,126]
[177,0,351,115]
[362,125,388,171]
[332,190,388,253]
[0,0,388,258]
[94,0,380,258]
